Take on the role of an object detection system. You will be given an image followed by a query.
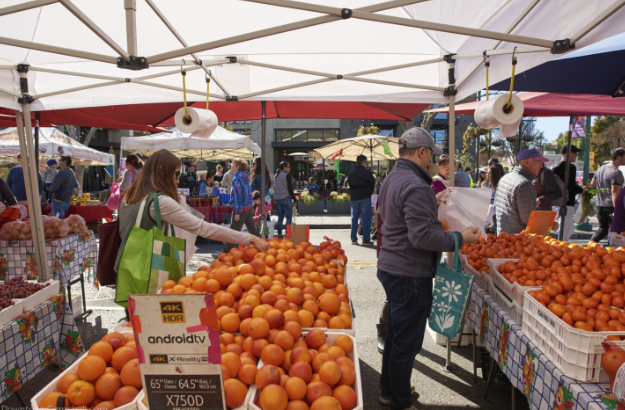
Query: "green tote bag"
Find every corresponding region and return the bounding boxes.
[428,232,475,339]
[115,193,186,308]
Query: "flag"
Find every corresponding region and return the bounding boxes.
[572,116,586,138]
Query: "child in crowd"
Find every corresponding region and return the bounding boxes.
[212,181,221,197]
[252,190,272,224]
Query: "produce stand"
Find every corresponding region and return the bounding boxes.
[0,232,98,315]
[41,205,113,223]
[0,293,83,403]
[208,206,233,224]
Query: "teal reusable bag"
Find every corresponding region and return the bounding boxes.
[115,194,186,308]
[428,232,475,339]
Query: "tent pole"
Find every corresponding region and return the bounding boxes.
[448,62,456,187]
[35,112,40,172]
[583,116,591,185]
[0,36,118,64]
[345,57,444,77]
[238,78,334,100]
[570,0,625,44]
[124,0,138,56]
[322,156,326,213]
[0,0,59,17]
[15,108,48,281]
[559,115,575,241]
[260,101,267,239]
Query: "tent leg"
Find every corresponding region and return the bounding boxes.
[15,108,48,281]
[448,62,456,187]
[322,156,327,213]
[558,115,575,241]
[260,101,267,239]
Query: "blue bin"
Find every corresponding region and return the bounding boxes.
[220,194,231,204]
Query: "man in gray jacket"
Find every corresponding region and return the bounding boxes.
[494,149,548,235]
[377,127,480,410]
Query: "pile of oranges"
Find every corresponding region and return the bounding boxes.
[38,332,141,410]
[220,326,357,410]
[161,237,353,331]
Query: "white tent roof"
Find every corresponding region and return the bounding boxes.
[121,126,261,160]
[0,0,623,112]
[0,127,114,166]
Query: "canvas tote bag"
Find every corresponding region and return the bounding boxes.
[428,232,475,339]
[114,193,186,308]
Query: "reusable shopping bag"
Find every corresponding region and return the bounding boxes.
[115,193,186,309]
[429,232,475,340]
[438,187,492,238]
[106,183,122,210]
[97,220,121,286]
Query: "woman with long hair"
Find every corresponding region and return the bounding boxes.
[250,157,273,194]
[223,159,261,253]
[115,150,269,273]
[486,166,503,203]
[118,154,144,192]
[431,155,450,195]
[273,161,297,238]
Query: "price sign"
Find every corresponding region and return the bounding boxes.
[129,294,225,410]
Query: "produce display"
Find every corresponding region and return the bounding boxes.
[66,214,88,235]
[37,331,141,409]
[0,219,32,241]
[42,216,70,239]
[0,296,15,312]
[0,204,28,223]
[0,277,50,300]
[161,237,352,331]
[601,341,625,396]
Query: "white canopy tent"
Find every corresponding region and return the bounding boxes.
[120,126,261,161]
[0,127,114,166]
[0,0,624,279]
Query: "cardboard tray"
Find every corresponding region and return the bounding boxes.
[248,332,363,410]
[0,299,24,328]
[31,330,142,410]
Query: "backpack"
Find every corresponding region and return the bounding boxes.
[543,163,567,205]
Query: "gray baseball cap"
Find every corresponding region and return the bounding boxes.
[399,127,443,156]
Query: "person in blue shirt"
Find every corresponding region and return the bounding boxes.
[199,172,213,195]
[308,177,319,194]
[453,161,471,188]
[7,154,43,203]
[48,156,78,219]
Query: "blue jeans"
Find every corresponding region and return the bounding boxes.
[351,197,372,242]
[378,269,433,410]
[51,200,70,219]
[275,197,292,236]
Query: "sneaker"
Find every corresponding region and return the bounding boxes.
[362,241,374,246]
[352,240,359,245]
[379,385,417,405]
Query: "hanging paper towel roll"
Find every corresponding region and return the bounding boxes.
[174,107,218,138]
[474,93,524,130]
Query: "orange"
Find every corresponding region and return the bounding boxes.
[101,332,126,345]
[333,335,353,355]
[221,352,242,378]
[319,361,341,385]
[311,396,342,410]
[67,380,96,406]
[284,376,307,400]
[113,386,139,407]
[255,364,282,389]
[306,381,333,404]
[38,392,69,409]
[248,318,270,339]
[286,400,310,410]
[120,359,142,388]
[57,373,81,394]
[260,384,289,410]
[224,378,248,409]
[333,385,357,410]
[204,278,221,293]
[111,346,138,371]
[95,373,122,400]
[318,293,340,314]
[172,284,187,294]
[78,355,106,382]
[238,364,258,386]
[93,400,117,410]
[104,367,119,375]
[221,313,241,333]
[162,280,176,290]
[261,344,285,367]
[89,341,114,363]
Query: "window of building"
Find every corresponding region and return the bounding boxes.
[275,129,340,142]
[430,129,448,150]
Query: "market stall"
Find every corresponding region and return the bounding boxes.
[41,204,112,223]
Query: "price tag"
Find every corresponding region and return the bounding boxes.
[129,294,225,410]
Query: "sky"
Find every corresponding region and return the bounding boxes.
[535,117,577,141]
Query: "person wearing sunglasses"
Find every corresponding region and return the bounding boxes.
[114,150,270,276]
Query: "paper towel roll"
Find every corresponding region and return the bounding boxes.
[474,93,524,130]
[174,107,218,138]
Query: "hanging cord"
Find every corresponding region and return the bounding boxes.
[504,47,518,113]
[206,73,211,110]
[181,66,190,122]
[484,56,490,101]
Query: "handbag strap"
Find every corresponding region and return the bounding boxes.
[152,193,176,237]
[448,231,461,271]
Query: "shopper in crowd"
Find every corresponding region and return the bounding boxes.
[488,157,499,168]
[7,154,43,203]
[347,155,376,246]
[308,177,319,194]
[552,145,585,242]
[214,164,224,184]
[377,127,479,410]
[374,177,382,195]
[200,172,213,195]
[494,149,547,235]
[49,156,78,219]
[99,180,109,191]
[252,190,272,225]
[485,166,503,204]
[42,158,58,201]
[453,162,471,187]
[590,147,625,243]
[273,161,297,238]
[0,175,16,208]
[222,163,235,193]
[118,154,144,193]
[465,166,476,187]
[431,154,450,195]
[533,162,563,210]
[116,150,269,274]
[187,176,199,193]
[223,159,261,253]
[477,167,488,188]
[250,157,273,195]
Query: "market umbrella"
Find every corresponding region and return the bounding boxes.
[314,135,398,162]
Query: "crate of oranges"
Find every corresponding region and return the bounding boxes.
[32,330,143,410]
[488,258,541,307]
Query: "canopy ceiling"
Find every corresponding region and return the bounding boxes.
[0,0,624,113]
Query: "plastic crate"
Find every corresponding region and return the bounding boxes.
[249,332,363,410]
[522,289,625,382]
[459,254,490,292]
[31,331,142,410]
[490,285,524,325]
[488,259,541,308]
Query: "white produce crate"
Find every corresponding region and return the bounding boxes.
[0,299,24,328]
[490,284,523,325]
[249,332,363,410]
[428,321,474,347]
[459,254,491,292]
[522,289,625,382]
[31,331,141,410]
[16,280,60,312]
[488,258,540,307]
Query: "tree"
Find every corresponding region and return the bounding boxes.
[591,117,624,164]
[492,118,545,165]
[66,126,97,191]
[556,131,585,160]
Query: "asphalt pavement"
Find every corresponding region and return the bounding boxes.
[2,228,530,410]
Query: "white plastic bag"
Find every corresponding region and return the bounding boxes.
[173,197,202,264]
[438,187,492,238]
